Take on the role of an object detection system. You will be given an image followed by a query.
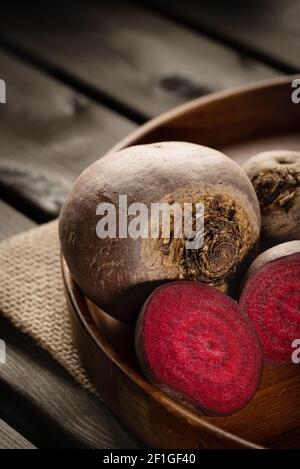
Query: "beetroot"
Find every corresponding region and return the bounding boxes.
[240,241,300,364]
[60,141,260,323]
[135,281,262,416]
[243,150,300,245]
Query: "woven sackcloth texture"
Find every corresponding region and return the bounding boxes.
[0,220,97,394]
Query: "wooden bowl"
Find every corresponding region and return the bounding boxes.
[62,76,300,449]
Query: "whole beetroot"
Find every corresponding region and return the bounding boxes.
[60,141,260,322]
[243,150,300,245]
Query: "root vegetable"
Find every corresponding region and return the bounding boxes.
[243,150,300,245]
[59,141,260,323]
[135,281,263,416]
[240,241,300,364]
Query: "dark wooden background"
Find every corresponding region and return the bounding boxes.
[0,0,298,448]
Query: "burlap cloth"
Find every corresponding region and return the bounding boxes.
[0,220,97,395]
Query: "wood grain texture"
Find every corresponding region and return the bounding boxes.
[0,418,35,449]
[0,202,35,449]
[63,77,300,449]
[143,0,300,72]
[0,200,34,241]
[0,49,135,221]
[0,204,139,448]
[0,316,140,449]
[0,0,278,120]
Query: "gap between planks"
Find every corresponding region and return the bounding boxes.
[0,49,135,222]
[0,0,278,122]
[140,0,300,74]
[0,0,279,222]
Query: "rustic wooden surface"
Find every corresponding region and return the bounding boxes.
[0,417,35,449]
[0,49,134,221]
[143,0,300,73]
[0,202,139,448]
[0,1,277,121]
[0,0,296,449]
[0,200,34,241]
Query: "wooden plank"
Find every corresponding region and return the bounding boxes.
[0,316,140,448]
[0,418,35,449]
[0,49,135,221]
[142,0,300,72]
[0,0,278,121]
[0,200,34,241]
[0,203,139,448]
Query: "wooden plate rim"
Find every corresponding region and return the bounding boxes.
[110,74,299,153]
[62,256,263,449]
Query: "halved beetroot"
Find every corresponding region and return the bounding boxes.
[135,281,262,416]
[240,241,300,365]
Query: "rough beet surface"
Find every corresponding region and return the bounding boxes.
[243,150,300,246]
[240,241,300,365]
[60,141,260,323]
[135,281,262,416]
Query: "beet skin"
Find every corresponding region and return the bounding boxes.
[243,150,300,246]
[240,241,300,364]
[135,281,263,416]
[60,141,260,323]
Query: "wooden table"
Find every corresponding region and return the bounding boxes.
[0,0,298,449]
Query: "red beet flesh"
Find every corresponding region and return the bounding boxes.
[136,281,262,416]
[240,253,300,364]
